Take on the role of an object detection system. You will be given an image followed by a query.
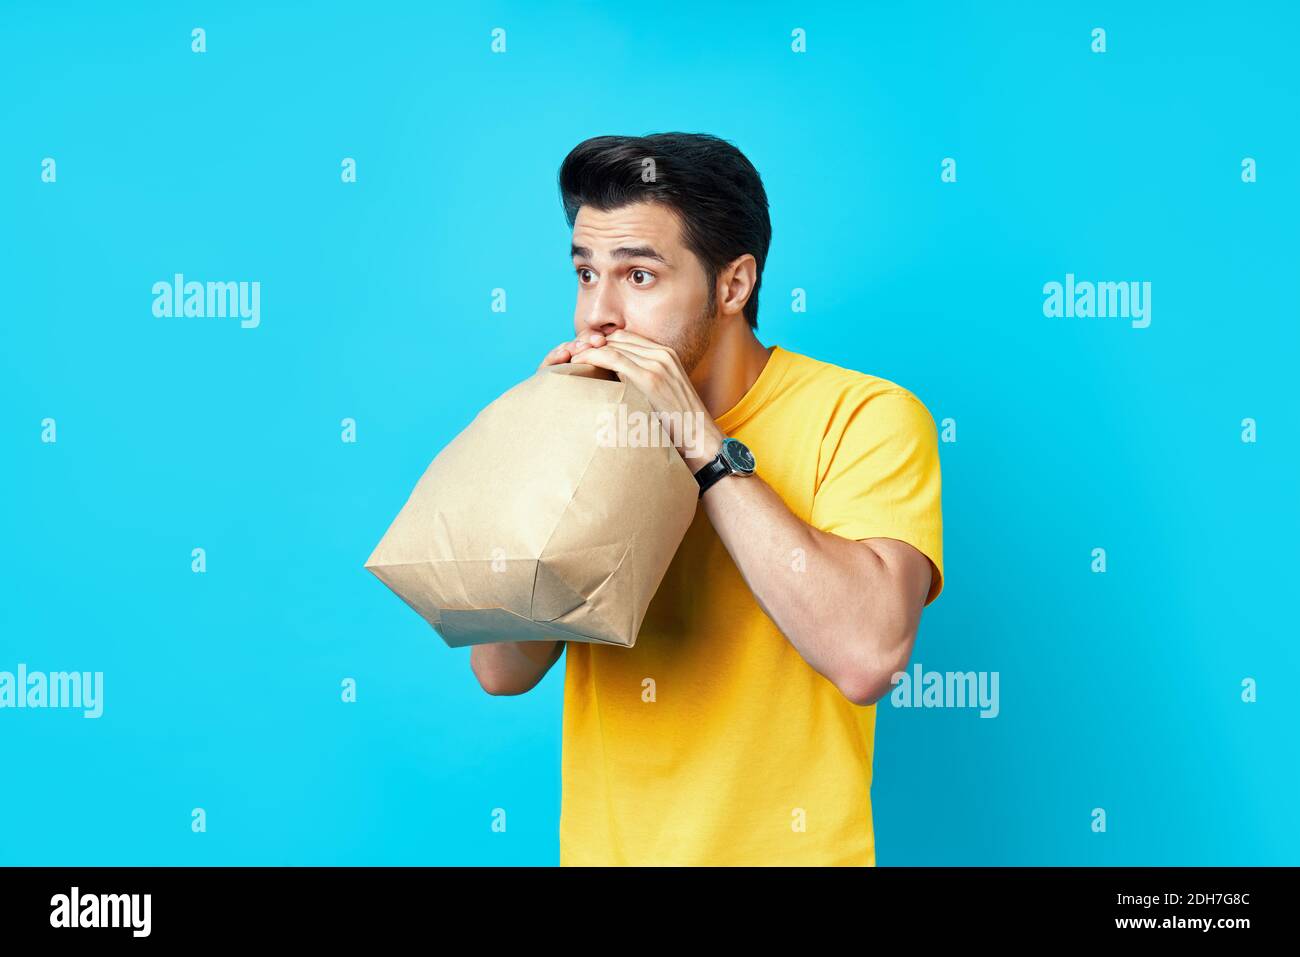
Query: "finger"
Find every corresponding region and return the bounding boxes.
[597,336,669,361]
[604,329,656,346]
[570,343,656,382]
[571,332,606,354]
[604,329,667,352]
[538,343,574,370]
[594,337,680,379]
[603,330,681,368]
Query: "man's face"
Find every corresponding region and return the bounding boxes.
[570,201,716,374]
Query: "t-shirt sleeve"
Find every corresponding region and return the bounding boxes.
[808,388,945,606]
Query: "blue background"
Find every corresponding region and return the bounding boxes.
[2,1,1296,865]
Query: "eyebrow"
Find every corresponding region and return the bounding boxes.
[571,244,668,265]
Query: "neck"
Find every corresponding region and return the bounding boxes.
[690,320,773,420]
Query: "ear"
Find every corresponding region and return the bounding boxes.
[717,253,758,319]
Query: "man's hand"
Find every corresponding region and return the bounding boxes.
[568,329,724,470]
[537,335,599,371]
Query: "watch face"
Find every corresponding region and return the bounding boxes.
[722,437,755,474]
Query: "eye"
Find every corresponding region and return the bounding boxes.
[576,267,594,284]
[629,269,654,286]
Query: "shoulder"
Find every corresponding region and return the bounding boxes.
[774,347,937,430]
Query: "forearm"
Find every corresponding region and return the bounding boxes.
[698,472,914,704]
[470,640,563,695]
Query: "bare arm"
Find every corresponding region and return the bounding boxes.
[470,640,565,695]
[466,340,593,697]
[698,469,933,706]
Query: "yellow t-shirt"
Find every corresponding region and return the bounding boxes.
[558,344,944,866]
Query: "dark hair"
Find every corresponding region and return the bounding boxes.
[558,133,771,330]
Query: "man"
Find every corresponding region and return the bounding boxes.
[470,133,944,866]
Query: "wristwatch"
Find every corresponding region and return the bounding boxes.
[693,437,756,498]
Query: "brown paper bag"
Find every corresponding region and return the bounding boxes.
[365,362,699,647]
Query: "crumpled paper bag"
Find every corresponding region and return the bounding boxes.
[365,362,699,647]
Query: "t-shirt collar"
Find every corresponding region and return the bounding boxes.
[715,344,791,434]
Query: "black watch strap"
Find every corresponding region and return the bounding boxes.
[694,454,732,498]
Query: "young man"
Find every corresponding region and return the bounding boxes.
[470,133,944,866]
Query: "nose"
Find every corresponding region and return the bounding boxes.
[579,278,625,338]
